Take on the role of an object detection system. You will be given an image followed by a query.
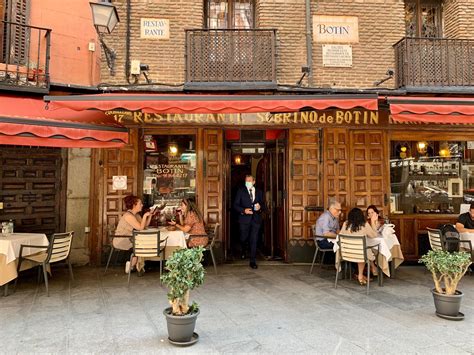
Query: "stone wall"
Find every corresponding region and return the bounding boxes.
[66,148,91,265]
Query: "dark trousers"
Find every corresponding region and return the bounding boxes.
[317,239,334,249]
[239,222,260,263]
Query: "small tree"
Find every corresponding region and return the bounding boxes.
[161,247,205,315]
[419,250,472,295]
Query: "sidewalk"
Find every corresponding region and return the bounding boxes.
[1,263,473,354]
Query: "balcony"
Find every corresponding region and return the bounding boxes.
[394,37,474,90]
[185,29,277,90]
[0,21,51,93]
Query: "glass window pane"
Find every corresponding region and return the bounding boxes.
[420,5,440,37]
[390,140,473,215]
[233,0,253,29]
[207,0,228,29]
[143,135,196,219]
[405,2,417,37]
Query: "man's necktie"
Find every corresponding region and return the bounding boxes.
[249,189,253,202]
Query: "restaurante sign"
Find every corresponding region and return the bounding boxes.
[106,110,381,127]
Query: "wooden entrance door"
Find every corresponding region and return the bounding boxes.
[324,128,350,216]
[265,140,286,259]
[89,130,139,264]
[199,129,223,234]
[288,129,322,240]
[0,146,66,235]
[349,130,387,215]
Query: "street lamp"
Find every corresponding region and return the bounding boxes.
[90,0,120,75]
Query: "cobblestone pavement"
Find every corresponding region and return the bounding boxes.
[1,263,473,354]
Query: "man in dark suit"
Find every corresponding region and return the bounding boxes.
[233,174,265,269]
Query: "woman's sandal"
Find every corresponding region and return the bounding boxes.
[357,277,367,285]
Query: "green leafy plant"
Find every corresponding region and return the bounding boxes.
[419,250,471,295]
[161,247,205,315]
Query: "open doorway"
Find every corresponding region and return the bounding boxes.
[225,129,287,262]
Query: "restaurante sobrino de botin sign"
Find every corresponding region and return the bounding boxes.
[106,110,384,127]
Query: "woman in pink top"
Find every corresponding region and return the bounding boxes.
[168,198,208,247]
[339,207,378,285]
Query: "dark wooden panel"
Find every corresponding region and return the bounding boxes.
[289,129,321,240]
[0,146,66,235]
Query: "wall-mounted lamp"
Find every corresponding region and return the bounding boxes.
[234,154,242,165]
[168,142,178,155]
[439,142,450,157]
[90,0,120,75]
[417,141,428,154]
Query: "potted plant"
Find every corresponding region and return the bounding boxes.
[419,250,472,320]
[161,247,205,345]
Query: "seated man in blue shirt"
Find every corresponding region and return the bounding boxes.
[314,199,342,249]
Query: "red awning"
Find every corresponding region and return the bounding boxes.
[387,97,474,124]
[0,95,128,148]
[44,93,378,114]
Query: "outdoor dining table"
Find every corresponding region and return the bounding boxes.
[459,232,474,252]
[145,227,188,260]
[0,233,49,293]
[332,224,404,282]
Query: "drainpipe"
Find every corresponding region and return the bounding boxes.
[305,0,313,86]
[125,0,132,84]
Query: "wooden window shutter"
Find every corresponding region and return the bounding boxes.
[2,0,29,64]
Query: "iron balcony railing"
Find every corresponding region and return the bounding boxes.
[394,37,474,89]
[0,21,51,92]
[185,29,277,89]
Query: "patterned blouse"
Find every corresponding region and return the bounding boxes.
[184,212,208,247]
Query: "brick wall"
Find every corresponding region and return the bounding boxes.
[311,0,405,89]
[444,0,474,39]
[100,0,472,89]
[100,0,203,86]
[257,0,308,86]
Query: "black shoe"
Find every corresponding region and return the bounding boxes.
[250,262,258,269]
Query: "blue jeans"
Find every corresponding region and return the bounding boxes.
[317,239,334,250]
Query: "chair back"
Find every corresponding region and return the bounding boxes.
[338,234,367,263]
[132,230,167,258]
[427,227,444,251]
[208,223,220,249]
[47,231,74,264]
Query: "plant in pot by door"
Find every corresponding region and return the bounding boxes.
[419,250,472,320]
[161,247,205,345]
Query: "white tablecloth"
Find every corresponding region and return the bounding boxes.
[0,233,49,286]
[459,232,474,251]
[0,233,49,264]
[145,227,187,259]
[333,235,392,277]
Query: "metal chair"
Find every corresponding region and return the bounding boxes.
[427,227,444,251]
[127,230,167,287]
[104,225,133,273]
[335,234,381,295]
[309,225,334,274]
[189,223,219,274]
[15,231,74,296]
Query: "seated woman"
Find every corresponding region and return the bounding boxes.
[168,198,208,248]
[339,207,378,285]
[366,205,383,234]
[115,195,154,273]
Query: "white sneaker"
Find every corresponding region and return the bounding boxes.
[125,261,131,274]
